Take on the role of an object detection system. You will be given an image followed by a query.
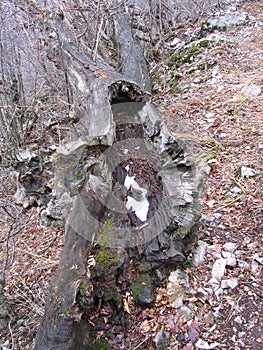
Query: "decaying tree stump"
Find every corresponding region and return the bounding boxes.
[10,5,204,350]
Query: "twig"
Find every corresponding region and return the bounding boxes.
[133,336,151,350]
[12,283,44,316]
[8,313,14,350]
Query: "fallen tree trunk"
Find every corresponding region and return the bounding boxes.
[34,70,202,350]
[11,4,203,350]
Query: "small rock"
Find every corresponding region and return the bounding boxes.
[221,278,238,289]
[243,84,262,97]
[204,112,215,120]
[191,241,207,266]
[137,286,154,308]
[194,78,202,84]
[222,251,237,267]
[208,277,220,287]
[238,331,246,338]
[212,258,227,280]
[223,242,238,253]
[247,241,259,249]
[153,330,170,350]
[195,338,220,349]
[255,257,263,265]
[214,287,223,299]
[201,212,222,223]
[178,306,193,322]
[16,150,37,162]
[207,10,248,30]
[251,260,260,275]
[213,305,222,318]
[198,287,213,296]
[234,316,243,324]
[230,186,242,194]
[167,269,189,308]
[170,37,181,47]
[240,166,257,180]
[238,260,250,270]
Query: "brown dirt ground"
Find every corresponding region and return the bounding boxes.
[0,1,262,349]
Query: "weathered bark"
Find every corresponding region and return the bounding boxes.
[9,4,204,349]
[34,228,92,350]
[34,74,202,350]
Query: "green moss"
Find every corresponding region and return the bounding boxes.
[169,85,181,94]
[130,273,152,302]
[52,319,58,333]
[79,280,87,296]
[76,171,83,180]
[95,233,121,305]
[199,39,210,48]
[96,247,120,275]
[91,339,109,350]
[103,288,122,305]
[106,332,115,340]
[59,309,69,318]
[99,218,113,247]
[138,262,151,272]
[190,36,198,42]
[168,41,209,69]
[152,76,162,84]
[199,21,214,37]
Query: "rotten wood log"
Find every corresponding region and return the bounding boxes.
[34,82,202,350]
[10,4,204,349]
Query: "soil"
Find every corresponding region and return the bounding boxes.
[0,1,262,349]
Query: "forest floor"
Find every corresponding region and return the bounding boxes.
[0,0,262,349]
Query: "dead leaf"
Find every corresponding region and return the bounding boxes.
[140,320,151,333]
[188,321,200,343]
[206,199,216,208]
[123,298,131,315]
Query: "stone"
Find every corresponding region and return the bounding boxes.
[222,251,237,267]
[207,10,248,30]
[137,286,154,308]
[195,338,220,349]
[251,260,260,275]
[234,316,243,324]
[201,212,222,223]
[170,37,181,47]
[223,242,238,253]
[153,330,170,350]
[208,277,220,287]
[221,278,238,290]
[238,260,250,270]
[178,306,193,322]
[243,85,262,97]
[229,186,242,195]
[255,257,263,265]
[240,166,257,180]
[211,258,227,280]
[191,240,207,266]
[167,269,189,308]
